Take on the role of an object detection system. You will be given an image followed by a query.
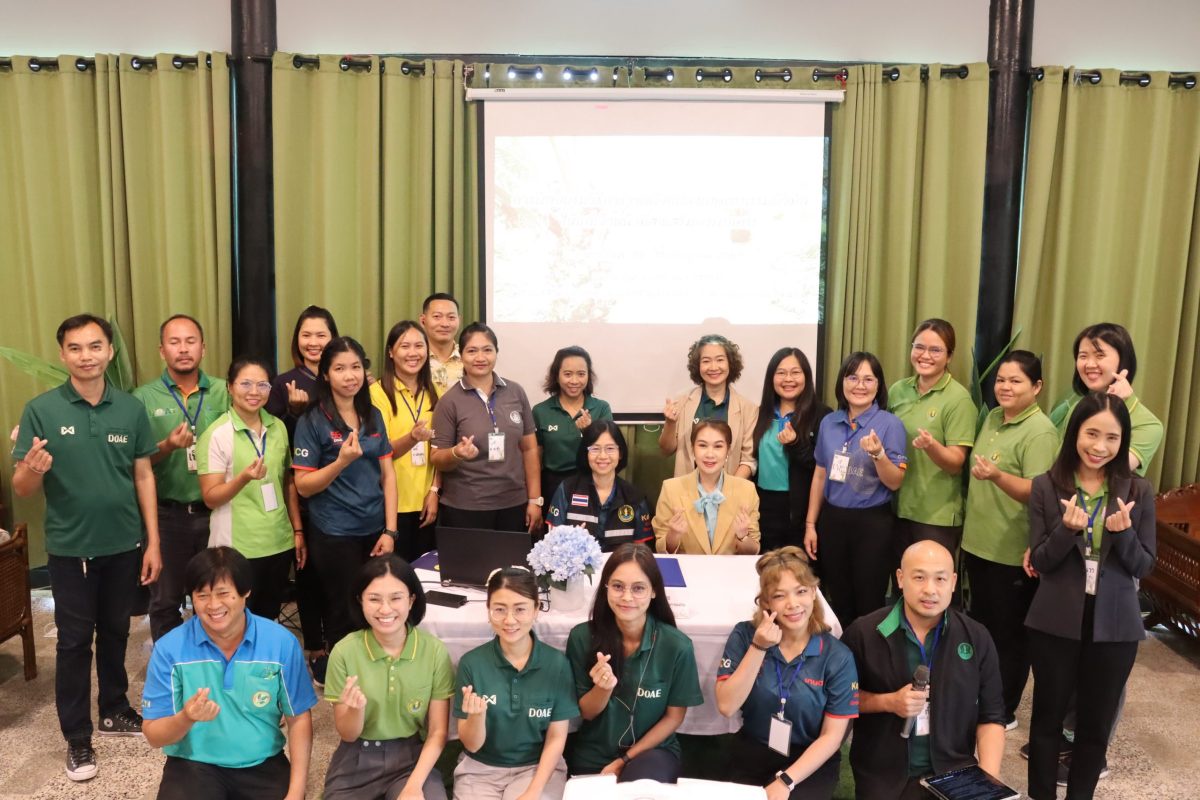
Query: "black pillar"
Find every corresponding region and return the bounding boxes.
[974,0,1034,400]
[231,0,277,361]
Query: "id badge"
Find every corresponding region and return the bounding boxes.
[1085,558,1098,595]
[768,715,793,755]
[261,483,280,512]
[411,440,427,466]
[186,444,198,473]
[829,450,850,483]
[488,431,506,462]
[915,701,931,737]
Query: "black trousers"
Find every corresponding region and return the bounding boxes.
[757,487,798,553]
[1027,599,1138,800]
[725,731,842,799]
[247,549,295,623]
[816,502,894,625]
[964,551,1037,719]
[438,503,528,533]
[396,510,436,563]
[295,510,327,651]
[47,548,141,741]
[157,752,291,800]
[307,522,380,649]
[149,501,211,641]
[541,468,577,514]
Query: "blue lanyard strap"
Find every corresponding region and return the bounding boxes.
[399,388,425,424]
[902,614,943,672]
[773,656,808,716]
[163,378,205,429]
[473,388,499,431]
[1076,490,1104,553]
[242,428,267,459]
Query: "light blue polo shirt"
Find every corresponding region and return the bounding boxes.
[141,611,317,768]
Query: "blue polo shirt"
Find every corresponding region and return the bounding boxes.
[141,611,317,768]
[718,623,858,749]
[813,405,907,509]
[292,405,393,536]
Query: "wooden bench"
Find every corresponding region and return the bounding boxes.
[0,523,36,680]
[1142,484,1200,638]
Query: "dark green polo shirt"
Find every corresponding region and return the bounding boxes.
[133,369,229,503]
[694,387,729,423]
[565,616,704,773]
[532,395,613,473]
[885,603,947,778]
[14,380,157,557]
[453,635,579,767]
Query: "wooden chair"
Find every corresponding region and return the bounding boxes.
[1142,484,1200,638]
[0,523,37,680]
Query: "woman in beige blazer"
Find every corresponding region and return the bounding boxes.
[658,334,759,478]
[653,420,761,555]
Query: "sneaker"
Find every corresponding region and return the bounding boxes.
[1056,755,1109,786]
[309,653,328,688]
[1004,717,1019,732]
[98,707,143,737]
[1019,736,1073,760]
[65,739,97,782]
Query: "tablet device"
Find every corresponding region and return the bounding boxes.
[920,765,1020,800]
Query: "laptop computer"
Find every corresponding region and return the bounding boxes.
[434,526,533,590]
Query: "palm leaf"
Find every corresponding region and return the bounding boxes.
[106,317,136,392]
[0,346,69,387]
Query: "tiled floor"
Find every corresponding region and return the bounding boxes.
[1,595,1198,799]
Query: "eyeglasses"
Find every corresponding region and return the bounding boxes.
[362,593,410,607]
[911,343,947,357]
[774,369,805,380]
[607,581,651,599]
[843,375,878,386]
[489,605,537,621]
[235,380,272,393]
[586,445,620,456]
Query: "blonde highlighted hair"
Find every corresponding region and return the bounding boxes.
[751,546,829,636]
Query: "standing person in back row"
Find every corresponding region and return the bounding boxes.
[133,314,229,641]
[13,314,163,782]
[420,292,464,395]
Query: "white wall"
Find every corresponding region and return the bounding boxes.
[1033,0,1200,70]
[0,0,231,55]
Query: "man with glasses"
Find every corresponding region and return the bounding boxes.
[133,314,229,640]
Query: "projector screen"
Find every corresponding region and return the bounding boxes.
[479,93,833,418]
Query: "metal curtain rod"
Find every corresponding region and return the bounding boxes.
[0,54,223,72]
[881,64,971,82]
[1033,67,1197,89]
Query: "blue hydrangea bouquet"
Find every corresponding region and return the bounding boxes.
[527,525,602,592]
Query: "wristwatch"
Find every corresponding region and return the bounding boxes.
[382,529,399,540]
[775,770,794,788]
[528,497,544,507]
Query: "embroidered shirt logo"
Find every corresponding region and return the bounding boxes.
[60,426,76,435]
[618,505,635,523]
[252,691,271,707]
[958,643,974,660]
[509,410,522,424]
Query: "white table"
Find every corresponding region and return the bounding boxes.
[417,554,841,736]
[564,775,767,800]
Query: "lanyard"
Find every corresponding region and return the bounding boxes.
[242,428,267,459]
[840,412,868,452]
[473,387,499,432]
[902,614,943,673]
[399,388,425,424]
[1077,490,1105,555]
[773,656,808,717]
[163,378,205,430]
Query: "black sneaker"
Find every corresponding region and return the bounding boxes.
[65,738,97,782]
[309,653,328,688]
[1019,735,1073,760]
[1056,755,1109,786]
[98,707,143,737]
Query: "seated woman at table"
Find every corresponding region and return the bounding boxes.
[653,420,761,555]
[716,547,858,800]
[323,555,454,800]
[453,568,578,800]
[565,542,704,783]
[546,420,653,552]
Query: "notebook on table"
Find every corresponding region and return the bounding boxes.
[432,527,533,590]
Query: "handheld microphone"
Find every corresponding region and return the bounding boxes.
[900,664,931,739]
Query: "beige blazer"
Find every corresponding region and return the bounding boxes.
[652,472,761,555]
[669,386,759,478]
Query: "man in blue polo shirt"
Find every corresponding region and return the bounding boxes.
[142,546,316,800]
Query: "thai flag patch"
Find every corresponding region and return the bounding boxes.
[571,493,589,507]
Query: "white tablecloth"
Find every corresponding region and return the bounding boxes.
[564,775,767,800]
[417,554,841,736]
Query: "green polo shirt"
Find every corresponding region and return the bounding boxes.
[453,635,580,767]
[532,395,613,473]
[132,369,229,503]
[889,372,977,526]
[1049,392,1163,477]
[962,404,1060,567]
[196,410,293,558]
[325,626,455,741]
[1074,477,1108,554]
[694,387,729,423]
[565,616,704,773]
[14,380,158,557]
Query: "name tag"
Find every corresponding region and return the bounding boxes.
[604,528,635,539]
[488,432,505,462]
[261,483,280,511]
[768,715,792,755]
[186,444,198,472]
[915,700,931,737]
[829,451,850,482]
[411,440,427,466]
[1085,558,1098,595]
[566,513,599,524]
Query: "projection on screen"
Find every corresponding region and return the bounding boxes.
[482,99,828,417]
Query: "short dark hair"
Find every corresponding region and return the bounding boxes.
[690,418,733,447]
[833,351,889,411]
[227,356,276,385]
[576,419,629,473]
[1049,392,1132,491]
[543,345,596,396]
[422,293,460,313]
[911,318,956,356]
[459,322,499,353]
[184,546,253,597]
[997,349,1043,385]
[350,555,428,629]
[486,567,539,605]
[686,334,744,385]
[56,314,112,346]
[1071,322,1138,395]
[289,306,339,369]
[160,314,205,343]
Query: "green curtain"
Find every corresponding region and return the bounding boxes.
[0,53,232,564]
[1014,67,1200,489]
[272,55,477,370]
[824,63,990,402]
